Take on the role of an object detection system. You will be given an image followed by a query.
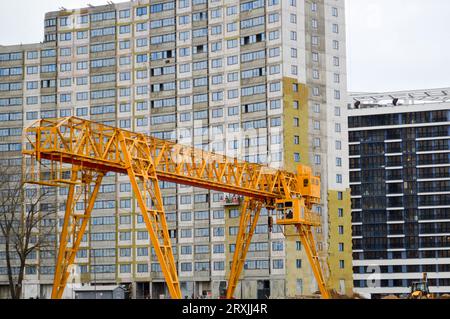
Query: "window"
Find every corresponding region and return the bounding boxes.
[270,82,280,92]
[333,56,340,67]
[136,6,148,16]
[77,31,88,39]
[195,211,209,220]
[338,208,344,217]
[313,137,320,147]
[91,27,115,37]
[272,241,283,251]
[90,11,115,22]
[290,31,297,41]
[77,46,88,55]
[181,263,192,272]
[273,259,284,269]
[241,0,264,12]
[120,25,131,34]
[194,194,208,203]
[77,61,88,70]
[27,51,38,60]
[26,82,38,90]
[137,247,148,256]
[313,121,320,130]
[60,48,71,56]
[334,90,341,100]
[291,48,297,58]
[314,155,321,165]
[269,100,280,110]
[338,225,344,235]
[194,228,209,238]
[339,260,345,269]
[76,107,88,117]
[120,264,131,273]
[137,231,148,240]
[60,93,71,103]
[227,6,237,16]
[313,69,320,79]
[119,9,130,19]
[137,264,148,273]
[333,24,339,34]
[119,232,131,241]
[211,108,223,118]
[195,262,209,271]
[213,210,224,219]
[59,32,72,41]
[26,66,38,75]
[227,22,237,32]
[333,40,340,50]
[26,96,38,105]
[269,13,280,23]
[271,117,281,127]
[59,17,70,27]
[312,36,319,46]
[180,229,192,238]
[120,40,130,50]
[269,30,279,40]
[181,246,192,255]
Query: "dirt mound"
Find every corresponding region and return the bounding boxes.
[381,295,400,299]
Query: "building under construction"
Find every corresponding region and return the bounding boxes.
[0,0,352,299]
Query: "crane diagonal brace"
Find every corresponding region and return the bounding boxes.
[118,131,181,299]
[226,198,263,299]
[52,168,104,299]
[297,224,330,299]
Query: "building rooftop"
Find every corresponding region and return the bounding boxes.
[348,87,450,109]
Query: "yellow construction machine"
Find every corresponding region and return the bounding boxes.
[409,273,433,299]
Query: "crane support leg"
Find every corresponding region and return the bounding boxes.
[298,225,330,299]
[52,168,104,299]
[119,134,181,299]
[226,199,263,298]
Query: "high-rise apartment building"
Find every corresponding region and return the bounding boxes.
[0,0,352,299]
[348,89,450,299]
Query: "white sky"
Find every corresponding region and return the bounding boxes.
[1,0,450,92]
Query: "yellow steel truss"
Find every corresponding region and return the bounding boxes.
[52,168,104,299]
[227,199,263,298]
[298,224,331,299]
[22,117,329,299]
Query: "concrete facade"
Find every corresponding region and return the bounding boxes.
[0,0,352,299]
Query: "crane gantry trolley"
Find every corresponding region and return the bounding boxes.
[22,117,329,299]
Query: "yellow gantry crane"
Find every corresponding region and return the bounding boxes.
[22,117,330,299]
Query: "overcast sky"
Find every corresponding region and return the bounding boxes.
[1,0,449,92]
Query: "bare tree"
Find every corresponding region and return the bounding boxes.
[0,165,56,299]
